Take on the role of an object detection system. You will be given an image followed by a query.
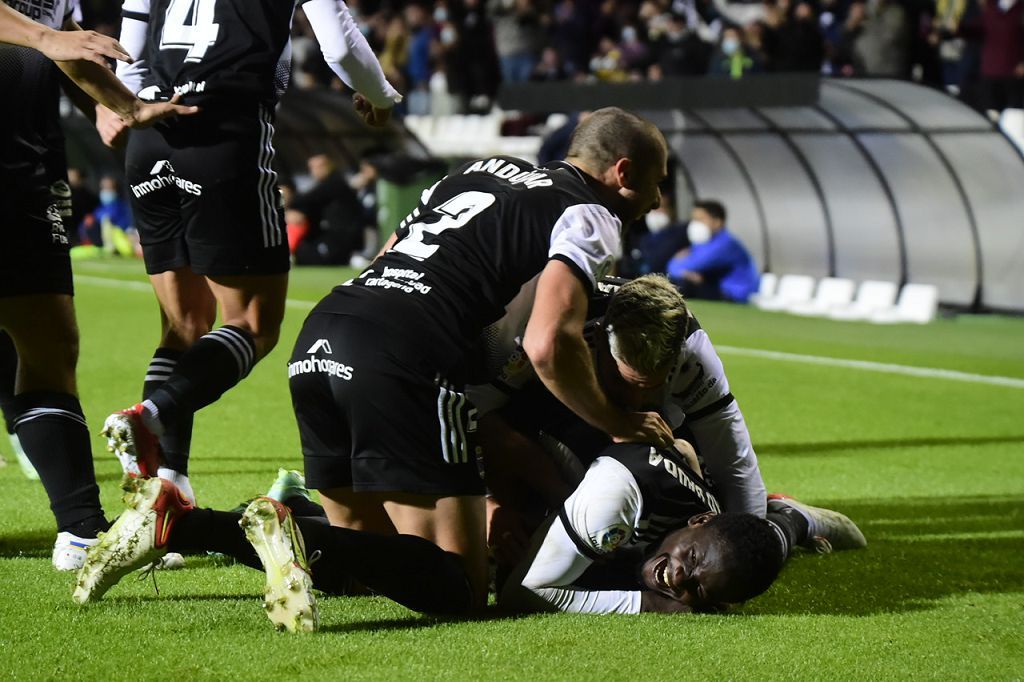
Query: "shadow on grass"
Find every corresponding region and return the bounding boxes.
[316,608,523,634]
[739,494,1024,617]
[0,530,54,559]
[757,434,1024,457]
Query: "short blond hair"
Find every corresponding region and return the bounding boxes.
[604,275,688,376]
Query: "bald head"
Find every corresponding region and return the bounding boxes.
[564,107,668,223]
[565,107,666,173]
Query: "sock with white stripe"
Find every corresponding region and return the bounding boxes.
[146,325,257,434]
[766,508,810,560]
[12,392,106,535]
[142,348,193,475]
[168,510,473,613]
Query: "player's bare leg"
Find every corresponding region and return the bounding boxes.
[114,271,288,495]
[0,294,105,568]
[318,487,397,534]
[381,492,489,608]
[206,272,288,361]
[149,268,217,350]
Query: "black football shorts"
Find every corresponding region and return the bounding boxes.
[0,178,73,297]
[124,106,289,276]
[290,312,484,496]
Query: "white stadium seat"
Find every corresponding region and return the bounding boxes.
[753,274,815,311]
[999,108,1024,157]
[828,280,899,321]
[748,272,778,307]
[787,277,856,316]
[870,283,939,324]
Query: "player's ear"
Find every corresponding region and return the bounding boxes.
[688,511,716,527]
[612,157,632,189]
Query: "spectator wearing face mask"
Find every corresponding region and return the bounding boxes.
[666,199,760,302]
[708,26,763,78]
[623,200,691,277]
[78,175,134,256]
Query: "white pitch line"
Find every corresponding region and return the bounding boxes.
[73,274,315,310]
[717,345,1024,390]
[74,274,1024,389]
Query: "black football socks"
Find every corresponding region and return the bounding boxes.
[13,391,106,536]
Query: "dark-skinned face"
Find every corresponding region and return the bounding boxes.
[639,514,750,610]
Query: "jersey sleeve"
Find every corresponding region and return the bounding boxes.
[504,515,642,614]
[500,458,644,614]
[560,456,642,557]
[548,203,622,294]
[301,0,402,109]
[115,0,150,96]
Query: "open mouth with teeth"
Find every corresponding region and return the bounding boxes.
[651,554,676,595]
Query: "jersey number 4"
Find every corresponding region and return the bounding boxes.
[160,0,220,63]
[391,191,496,261]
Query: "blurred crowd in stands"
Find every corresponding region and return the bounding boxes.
[77,0,1024,115]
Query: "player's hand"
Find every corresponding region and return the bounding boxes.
[41,29,132,66]
[610,411,674,450]
[353,93,392,127]
[95,104,130,149]
[126,93,199,129]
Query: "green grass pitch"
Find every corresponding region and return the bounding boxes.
[1,259,1021,680]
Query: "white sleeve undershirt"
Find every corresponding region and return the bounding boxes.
[301,0,401,108]
[501,458,644,615]
[115,0,150,96]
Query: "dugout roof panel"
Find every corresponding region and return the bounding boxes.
[661,78,1024,312]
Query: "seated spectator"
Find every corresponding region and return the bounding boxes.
[287,154,371,266]
[620,198,691,278]
[708,26,763,78]
[666,199,760,302]
[78,175,135,257]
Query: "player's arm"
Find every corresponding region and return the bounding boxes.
[524,260,673,447]
[55,19,196,132]
[478,411,575,510]
[93,0,153,148]
[301,0,402,126]
[0,2,130,64]
[500,458,643,614]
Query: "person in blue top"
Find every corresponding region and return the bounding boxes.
[666,199,760,302]
[80,175,132,251]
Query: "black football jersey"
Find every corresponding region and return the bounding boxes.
[314,157,624,376]
[125,0,296,106]
[559,442,722,558]
[0,0,75,185]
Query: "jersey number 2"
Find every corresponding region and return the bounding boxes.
[160,0,220,63]
[391,191,496,261]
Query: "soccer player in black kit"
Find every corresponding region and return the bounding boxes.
[0,0,194,570]
[94,0,401,505]
[75,108,677,632]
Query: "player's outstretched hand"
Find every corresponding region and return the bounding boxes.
[127,93,199,129]
[42,29,132,66]
[611,411,674,450]
[353,93,392,127]
[95,104,130,149]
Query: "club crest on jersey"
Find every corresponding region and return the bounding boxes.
[306,339,333,355]
[594,524,630,552]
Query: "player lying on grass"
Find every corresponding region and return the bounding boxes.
[497,437,864,614]
[74,109,675,632]
[472,273,767,523]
